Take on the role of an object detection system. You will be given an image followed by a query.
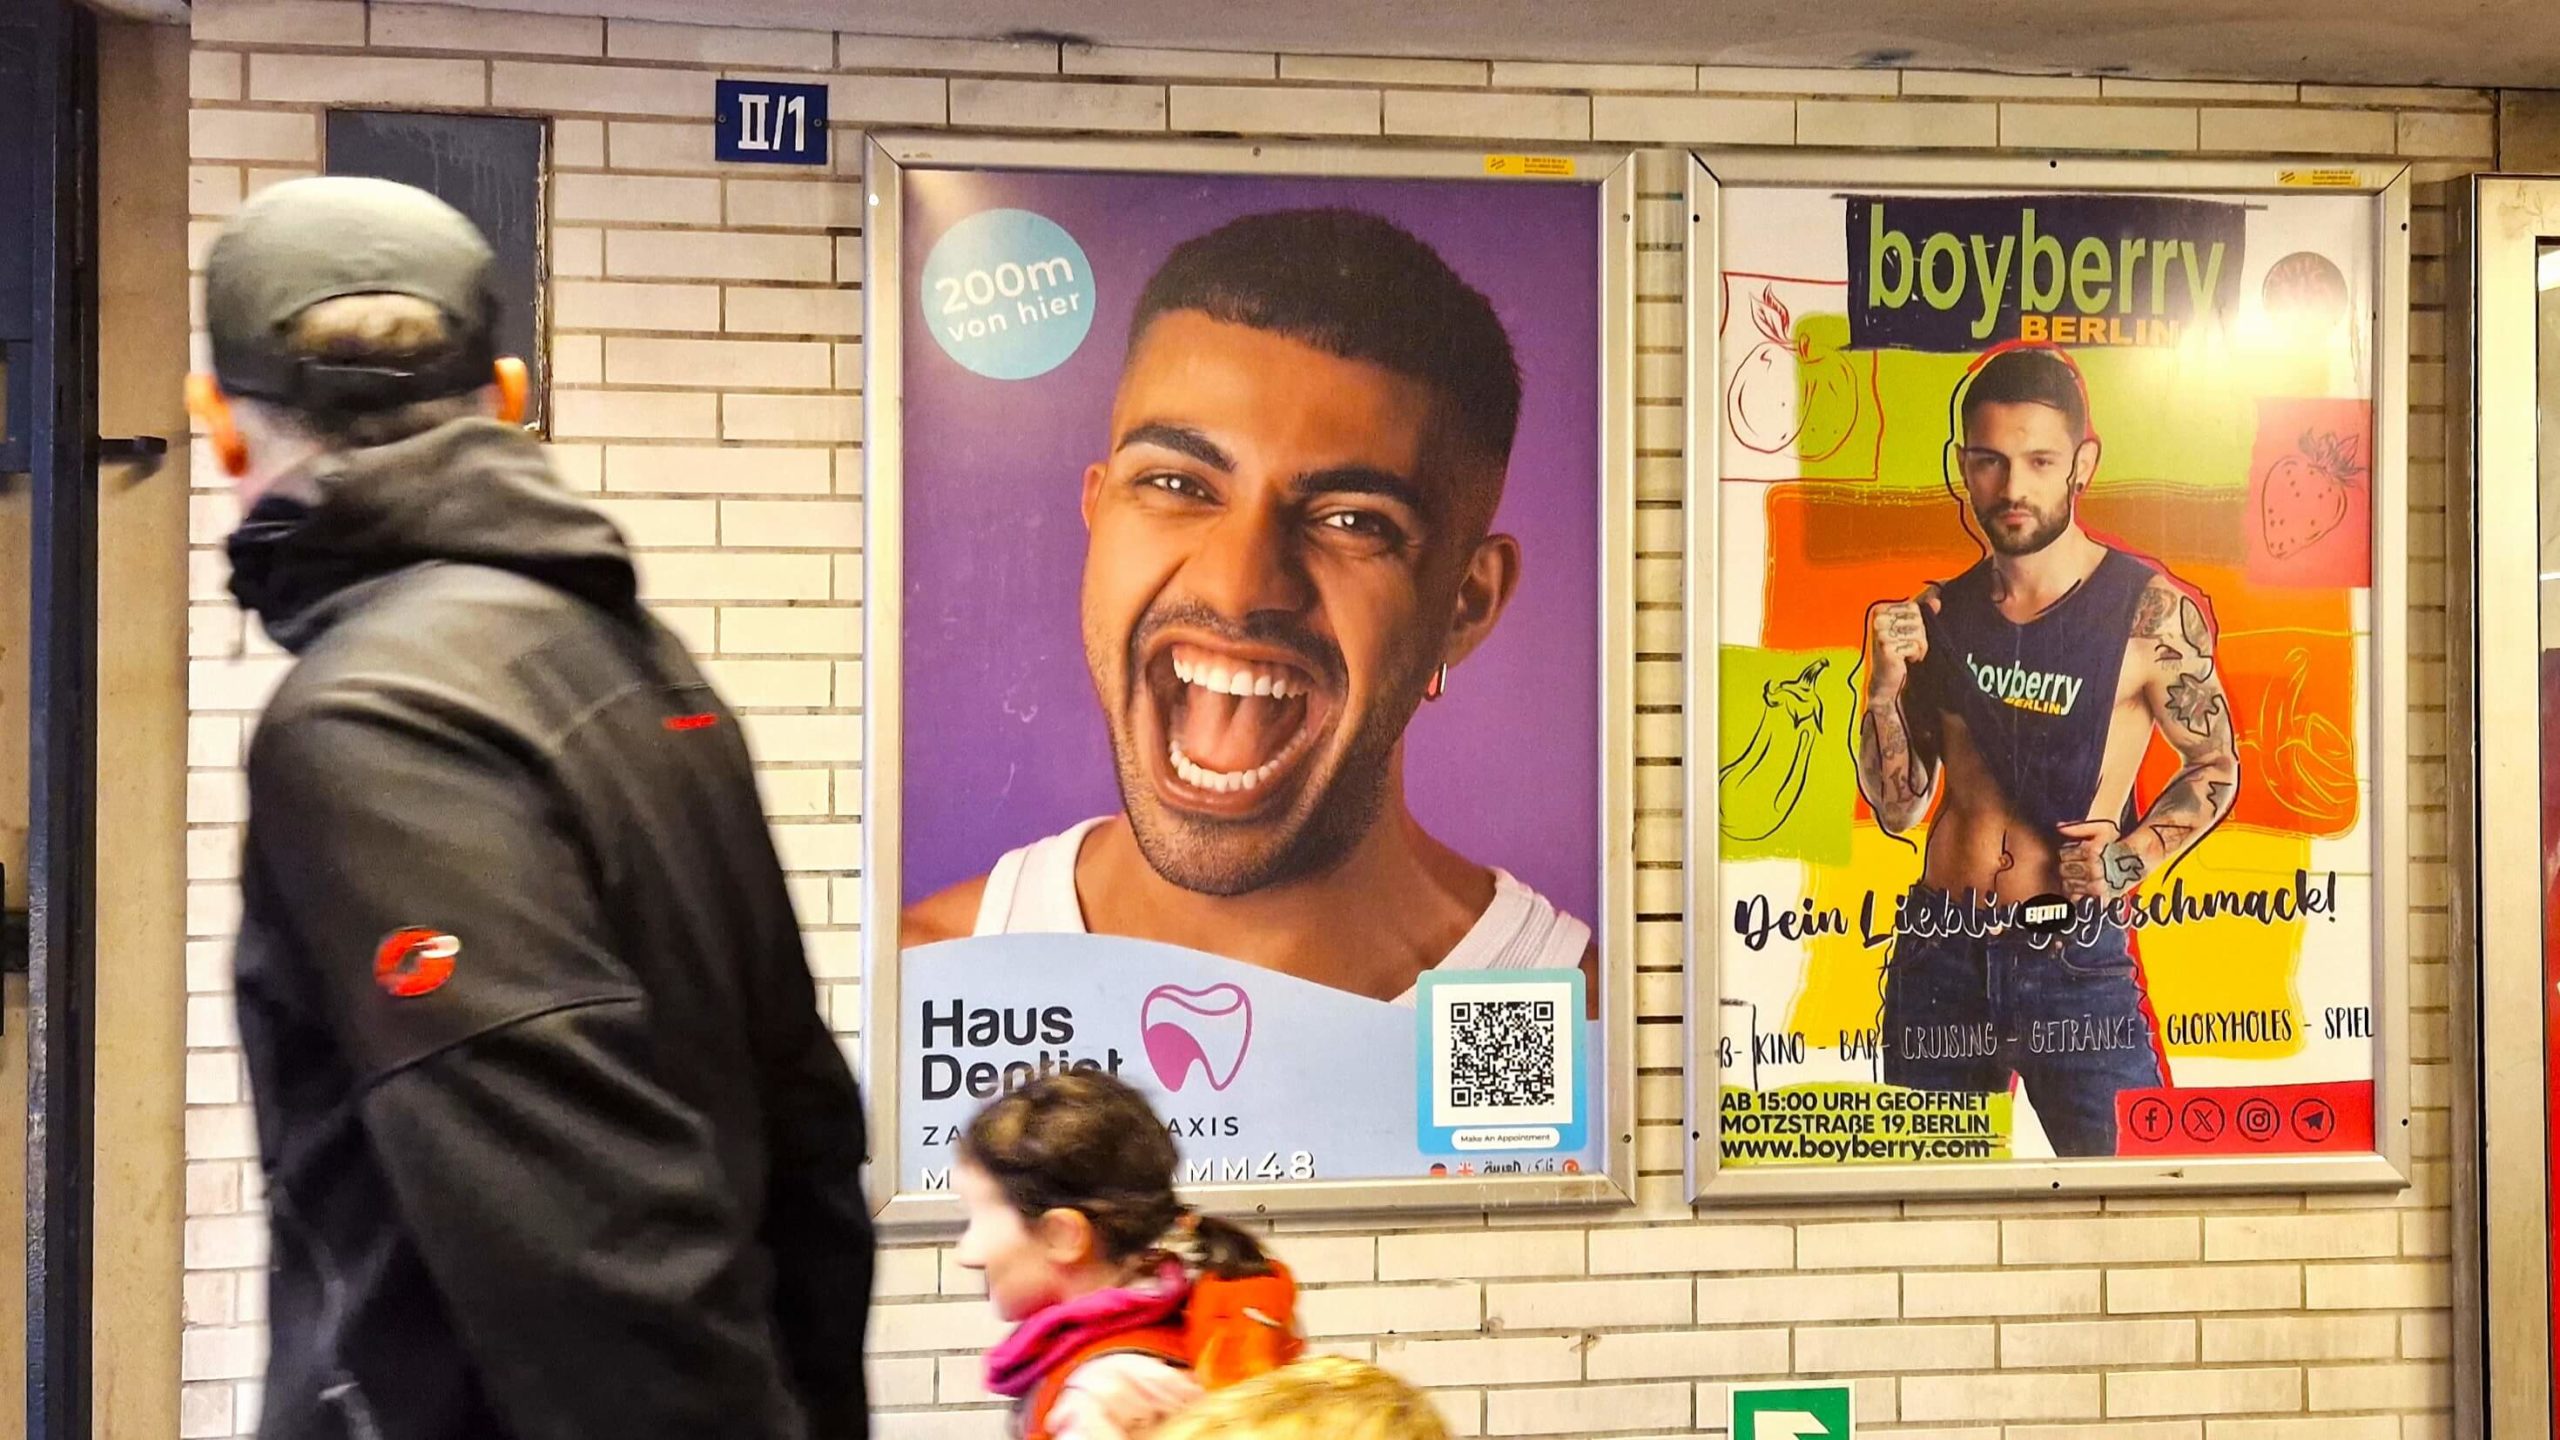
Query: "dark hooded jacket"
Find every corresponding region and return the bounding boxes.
[227,419,871,1440]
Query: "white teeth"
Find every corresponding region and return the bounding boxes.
[1168,741,1283,795]
[1161,647,1317,800]
[1167,648,1305,700]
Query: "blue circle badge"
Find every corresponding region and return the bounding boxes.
[919,208,1096,380]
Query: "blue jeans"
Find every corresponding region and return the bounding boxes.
[1879,887,2164,1157]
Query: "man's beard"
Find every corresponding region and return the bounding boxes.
[1977,492,2074,556]
[1090,601,1432,897]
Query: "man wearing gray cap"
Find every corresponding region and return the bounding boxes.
[196,176,873,1440]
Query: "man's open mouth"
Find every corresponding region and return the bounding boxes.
[1143,639,1334,810]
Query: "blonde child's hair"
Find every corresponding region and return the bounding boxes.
[1152,1356,1449,1440]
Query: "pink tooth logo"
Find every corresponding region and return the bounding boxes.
[1140,983,1253,1092]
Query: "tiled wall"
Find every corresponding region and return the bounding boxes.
[179,2,2476,1434]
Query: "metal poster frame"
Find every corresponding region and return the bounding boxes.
[1686,151,2414,1201]
[861,134,1641,1229]
[10,1,99,1433]
[2465,171,2560,1440]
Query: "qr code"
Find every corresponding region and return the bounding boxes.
[1446,1000,1558,1108]
[1428,979,1573,1129]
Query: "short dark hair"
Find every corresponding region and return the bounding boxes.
[1960,346,2090,443]
[1129,208,1523,465]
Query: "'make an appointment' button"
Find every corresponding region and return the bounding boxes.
[1454,1127,1562,1151]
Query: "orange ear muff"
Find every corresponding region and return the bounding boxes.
[186,373,249,478]
[493,357,530,426]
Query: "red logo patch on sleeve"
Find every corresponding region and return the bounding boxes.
[374,928,460,998]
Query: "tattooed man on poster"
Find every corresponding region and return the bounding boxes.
[1850,344,2241,1156]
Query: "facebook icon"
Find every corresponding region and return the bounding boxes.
[715,79,829,166]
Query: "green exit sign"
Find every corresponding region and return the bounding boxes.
[1730,1382,1854,1440]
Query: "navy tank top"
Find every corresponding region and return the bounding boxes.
[1911,547,2156,838]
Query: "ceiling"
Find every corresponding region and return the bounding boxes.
[444,0,2560,90]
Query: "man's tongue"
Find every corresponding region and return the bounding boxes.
[1176,689,1299,776]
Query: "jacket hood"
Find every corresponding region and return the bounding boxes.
[227,418,634,651]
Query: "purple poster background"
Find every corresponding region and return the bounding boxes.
[895,167,1602,927]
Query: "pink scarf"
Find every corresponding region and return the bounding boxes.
[983,1260,1191,1399]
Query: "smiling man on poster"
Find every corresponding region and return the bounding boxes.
[1854,344,2242,1155]
[905,208,1596,1007]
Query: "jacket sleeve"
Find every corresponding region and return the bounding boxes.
[756,909,876,1439]
[247,696,813,1440]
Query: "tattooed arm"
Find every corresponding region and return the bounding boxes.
[1854,587,1943,835]
[2058,578,2241,901]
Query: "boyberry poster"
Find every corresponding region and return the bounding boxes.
[1694,160,2410,1195]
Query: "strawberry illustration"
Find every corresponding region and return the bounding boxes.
[2259,428,2365,560]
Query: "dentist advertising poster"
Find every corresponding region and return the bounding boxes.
[863,140,1635,1217]
[1696,160,2409,1195]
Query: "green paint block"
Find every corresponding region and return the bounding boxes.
[1717,646,1860,866]
[1865,343,2319,501]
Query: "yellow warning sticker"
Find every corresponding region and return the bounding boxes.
[1485,154,1576,178]
[2277,168,2362,189]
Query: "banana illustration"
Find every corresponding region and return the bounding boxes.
[2241,644,2348,831]
[1720,658,1830,842]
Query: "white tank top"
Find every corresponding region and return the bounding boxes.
[970,818,1592,1005]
